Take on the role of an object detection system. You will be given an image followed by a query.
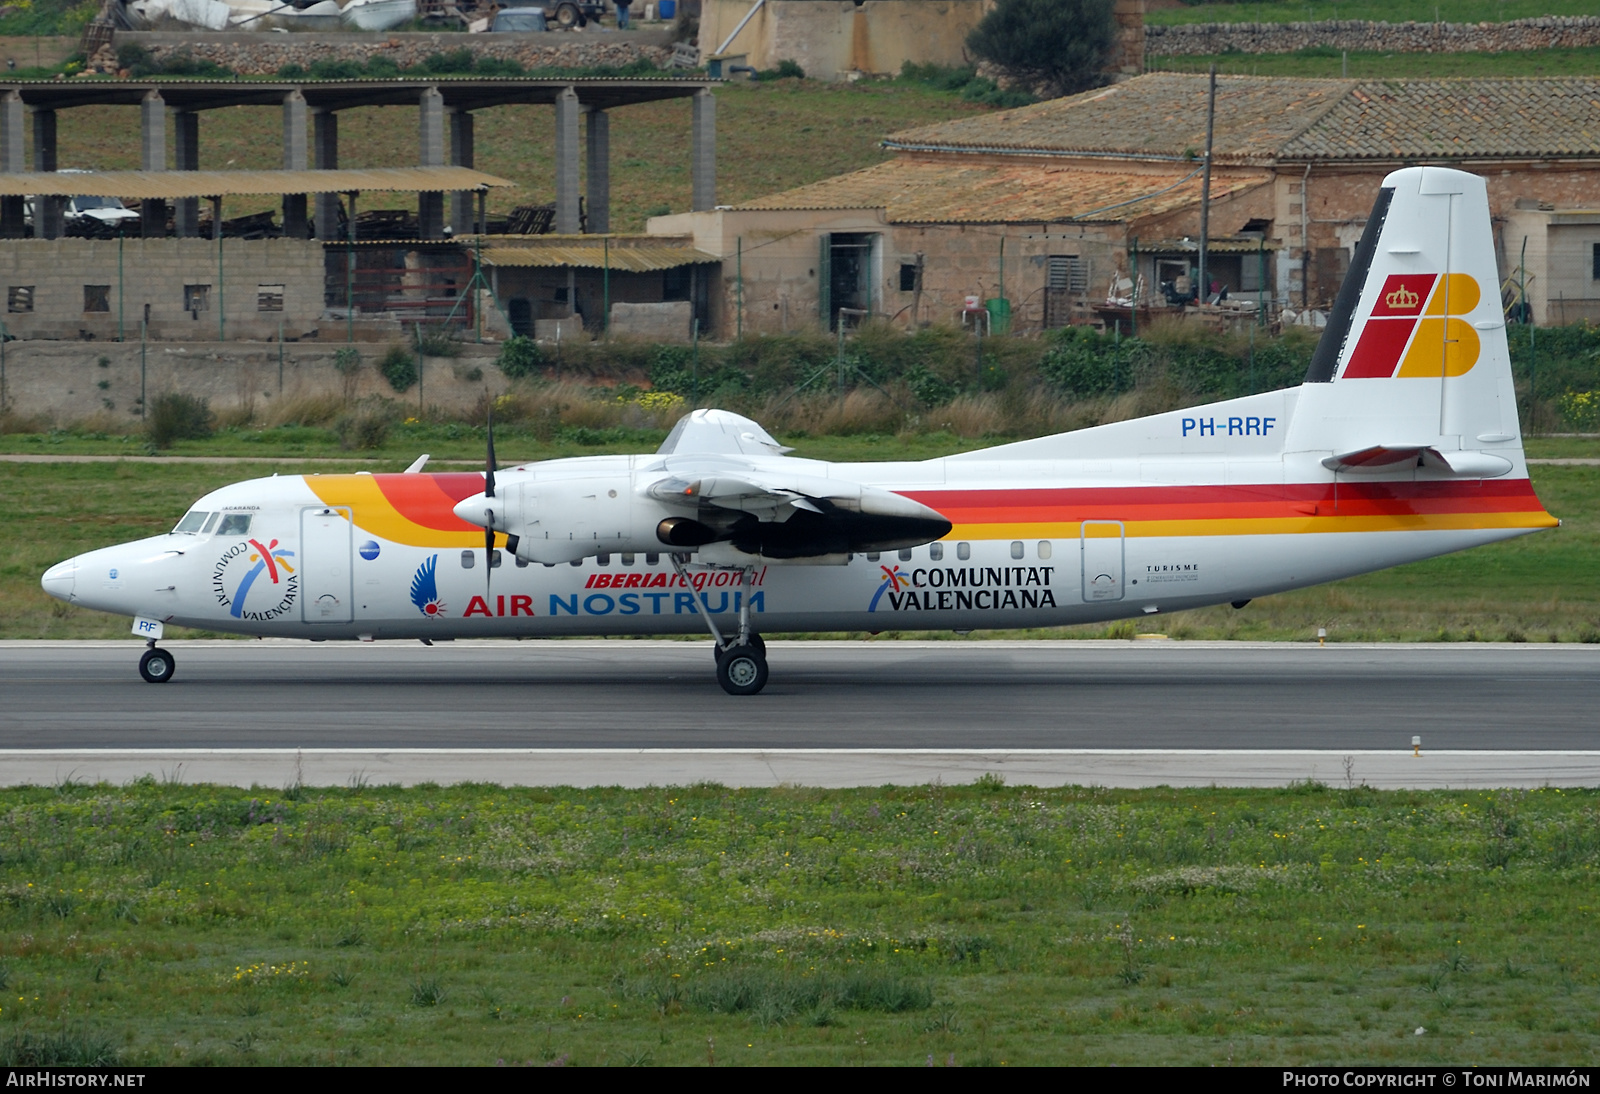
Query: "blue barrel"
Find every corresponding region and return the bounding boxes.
[658,0,675,17]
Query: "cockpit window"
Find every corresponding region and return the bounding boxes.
[216,513,253,536]
[173,510,210,533]
[200,512,220,534]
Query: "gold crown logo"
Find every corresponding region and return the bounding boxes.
[1385,284,1419,310]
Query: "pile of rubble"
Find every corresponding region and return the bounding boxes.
[135,35,672,75]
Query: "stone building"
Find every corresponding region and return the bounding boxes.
[655,73,1600,337]
[699,0,1144,82]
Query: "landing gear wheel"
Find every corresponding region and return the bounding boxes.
[715,643,768,696]
[554,2,579,26]
[713,632,764,661]
[138,647,175,684]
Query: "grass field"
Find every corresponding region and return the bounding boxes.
[0,779,1596,1066]
[32,77,990,232]
[2,444,1595,643]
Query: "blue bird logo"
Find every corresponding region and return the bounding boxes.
[410,554,446,618]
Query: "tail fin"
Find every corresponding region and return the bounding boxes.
[1288,166,1521,461]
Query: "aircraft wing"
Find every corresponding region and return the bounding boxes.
[646,465,951,560]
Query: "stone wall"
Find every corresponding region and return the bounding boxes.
[0,338,509,421]
[1145,16,1600,56]
[118,29,673,76]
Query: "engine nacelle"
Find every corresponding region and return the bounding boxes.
[455,475,671,565]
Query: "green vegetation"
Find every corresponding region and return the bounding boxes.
[0,779,1596,1064]
[898,62,1037,109]
[1150,46,1600,78]
[1148,0,1600,26]
[967,0,1117,97]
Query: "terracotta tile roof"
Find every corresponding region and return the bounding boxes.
[884,74,1600,163]
[733,159,1271,224]
[1282,78,1600,160]
[884,74,1353,164]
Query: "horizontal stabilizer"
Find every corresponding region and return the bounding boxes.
[1323,445,1512,477]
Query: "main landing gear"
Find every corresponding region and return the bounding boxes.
[138,641,175,684]
[672,555,768,696]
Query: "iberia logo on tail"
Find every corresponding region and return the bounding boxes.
[1342,273,1481,380]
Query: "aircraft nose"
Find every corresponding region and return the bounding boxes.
[41,557,78,602]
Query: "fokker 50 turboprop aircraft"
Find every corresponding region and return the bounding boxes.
[42,167,1558,694]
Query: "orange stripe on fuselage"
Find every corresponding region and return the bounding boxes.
[305,473,503,548]
[906,479,1556,538]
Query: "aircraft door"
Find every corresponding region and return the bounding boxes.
[1081,521,1125,603]
[300,506,354,623]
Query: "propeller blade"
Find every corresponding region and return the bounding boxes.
[485,405,497,500]
[485,518,495,600]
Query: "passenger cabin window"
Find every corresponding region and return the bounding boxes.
[956,542,970,560]
[898,548,913,562]
[866,552,880,562]
[1010,541,1024,560]
[461,550,476,569]
[215,513,252,536]
[645,553,660,565]
[597,553,611,566]
[929,542,944,561]
[173,510,210,533]
[515,556,529,568]
[1038,540,1052,559]
[489,550,502,568]
[621,553,635,566]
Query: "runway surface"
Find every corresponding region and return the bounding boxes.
[2,640,1596,754]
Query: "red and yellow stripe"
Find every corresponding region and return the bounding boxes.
[904,479,1556,541]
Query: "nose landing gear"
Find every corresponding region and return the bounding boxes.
[138,642,175,684]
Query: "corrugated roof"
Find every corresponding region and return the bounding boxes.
[885,74,1352,164]
[1142,237,1280,253]
[481,243,719,270]
[734,159,1271,225]
[0,166,512,199]
[884,74,1600,164]
[1282,78,1600,160]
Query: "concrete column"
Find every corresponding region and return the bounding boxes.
[140,90,167,238]
[585,108,609,235]
[173,110,199,239]
[0,91,24,239]
[32,108,61,240]
[282,90,308,240]
[448,108,474,236]
[691,87,715,213]
[417,86,446,239]
[554,86,580,234]
[312,109,339,240]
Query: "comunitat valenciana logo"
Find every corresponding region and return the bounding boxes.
[1342,273,1482,380]
[212,537,297,621]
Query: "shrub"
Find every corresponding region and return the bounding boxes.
[1559,390,1600,431]
[496,336,544,380]
[966,0,1115,98]
[332,347,362,374]
[377,345,418,394]
[364,55,400,78]
[277,62,307,79]
[415,327,461,358]
[1039,327,1139,398]
[755,58,805,81]
[309,58,366,80]
[336,405,392,450]
[146,392,213,449]
[474,56,524,77]
[423,49,476,75]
